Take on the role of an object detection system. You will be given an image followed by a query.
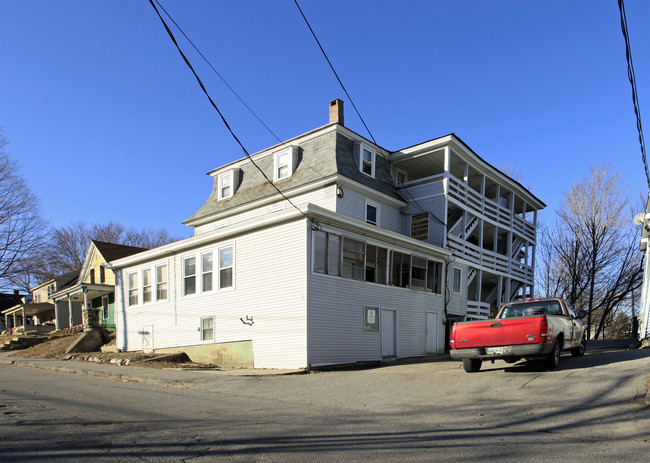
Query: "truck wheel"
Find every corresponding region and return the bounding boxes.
[463,358,482,373]
[571,337,586,357]
[544,341,561,370]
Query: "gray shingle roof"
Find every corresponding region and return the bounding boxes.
[185,128,404,225]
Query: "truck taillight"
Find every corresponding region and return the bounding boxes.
[540,317,549,339]
[450,324,456,348]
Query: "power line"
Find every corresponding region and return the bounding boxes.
[152,0,285,145]
[618,0,649,188]
[147,0,314,226]
[292,0,377,145]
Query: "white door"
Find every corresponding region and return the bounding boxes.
[381,309,397,357]
[142,325,154,353]
[426,312,438,353]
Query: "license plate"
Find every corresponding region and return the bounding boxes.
[486,347,504,355]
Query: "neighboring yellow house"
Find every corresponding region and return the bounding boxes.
[51,241,147,332]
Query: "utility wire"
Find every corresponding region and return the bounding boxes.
[618,0,649,188]
[147,0,314,226]
[153,0,331,183]
[293,0,377,145]
[152,0,284,145]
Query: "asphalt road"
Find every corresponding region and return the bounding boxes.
[0,349,648,462]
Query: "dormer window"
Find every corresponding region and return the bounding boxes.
[273,147,298,182]
[218,171,233,200]
[359,144,376,178]
[217,169,240,201]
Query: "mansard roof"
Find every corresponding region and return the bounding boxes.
[184,124,404,226]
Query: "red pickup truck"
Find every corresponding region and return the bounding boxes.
[450,297,586,372]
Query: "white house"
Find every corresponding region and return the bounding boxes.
[110,100,544,369]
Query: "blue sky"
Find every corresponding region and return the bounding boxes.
[1,0,648,239]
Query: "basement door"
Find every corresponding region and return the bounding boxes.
[425,312,438,353]
[381,309,397,358]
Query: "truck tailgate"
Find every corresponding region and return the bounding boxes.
[453,316,545,349]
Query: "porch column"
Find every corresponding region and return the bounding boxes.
[67,295,73,328]
[22,308,26,328]
[82,287,89,331]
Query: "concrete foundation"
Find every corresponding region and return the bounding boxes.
[155,340,253,368]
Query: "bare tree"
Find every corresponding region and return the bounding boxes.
[36,220,182,281]
[536,165,643,339]
[0,133,48,289]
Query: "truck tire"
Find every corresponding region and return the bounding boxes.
[571,338,587,357]
[463,358,482,373]
[571,337,586,357]
[544,340,561,370]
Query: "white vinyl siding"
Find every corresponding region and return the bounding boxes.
[336,187,402,233]
[117,219,308,369]
[307,226,447,366]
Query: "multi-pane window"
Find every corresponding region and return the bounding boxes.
[142,268,152,304]
[100,265,105,283]
[184,256,196,296]
[202,252,213,292]
[313,231,442,292]
[128,272,138,306]
[218,172,233,200]
[361,146,375,177]
[365,244,387,284]
[366,202,378,225]
[156,264,168,301]
[219,246,234,289]
[342,237,365,281]
[201,316,214,341]
[453,268,462,293]
[411,213,429,240]
[90,269,95,284]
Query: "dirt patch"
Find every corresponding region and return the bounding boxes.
[7,332,212,369]
[9,333,83,359]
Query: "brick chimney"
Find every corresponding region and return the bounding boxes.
[329,99,344,126]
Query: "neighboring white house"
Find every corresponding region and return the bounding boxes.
[110,99,544,369]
